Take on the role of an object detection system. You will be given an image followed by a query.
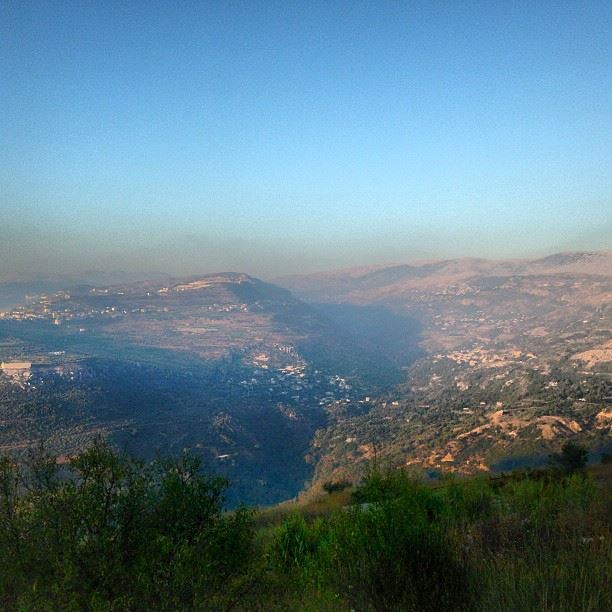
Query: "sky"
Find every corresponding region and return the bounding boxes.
[1,1,611,279]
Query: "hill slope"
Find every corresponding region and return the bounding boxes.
[276,252,612,491]
[0,273,418,504]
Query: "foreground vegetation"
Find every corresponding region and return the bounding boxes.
[0,441,610,611]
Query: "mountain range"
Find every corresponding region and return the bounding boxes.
[0,252,610,504]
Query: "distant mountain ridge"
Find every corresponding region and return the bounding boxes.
[276,251,612,303]
[0,270,170,310]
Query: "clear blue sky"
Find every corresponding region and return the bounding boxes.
[1,1,611,278]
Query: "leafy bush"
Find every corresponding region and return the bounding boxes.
[273,513,322,570]
[353,466,420,503]
[442,475,495,524]
[322,497,474,611]
[0,440,255,610]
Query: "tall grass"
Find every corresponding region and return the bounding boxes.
[265,467,611,612]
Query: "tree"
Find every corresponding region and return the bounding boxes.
[549,441,588,474]
[0,440,255,610]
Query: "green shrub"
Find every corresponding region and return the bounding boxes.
[322,499,474,612]
[353,466,424,503]
[442,475,495,524]
[0,440,256,611]
[273,513,321,570]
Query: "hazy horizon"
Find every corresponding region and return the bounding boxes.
[1,247,612,288]
[2,2,611,279]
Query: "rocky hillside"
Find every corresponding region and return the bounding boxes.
[276,252,612,493]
